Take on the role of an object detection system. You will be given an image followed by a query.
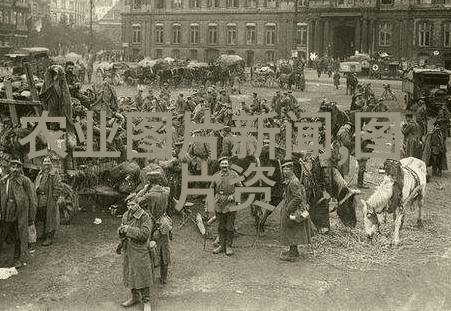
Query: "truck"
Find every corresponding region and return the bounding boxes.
[402,67,451,116]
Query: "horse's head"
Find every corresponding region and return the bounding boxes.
[361,199,380,240]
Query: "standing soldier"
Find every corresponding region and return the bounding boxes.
[423,122,448,177]
[176,93,186,115]
[357,140,373,189]
[272,90,282,114]
[437,103,450,139]
[0,160,37,269]
[401,113,423,159]
[279,161,312,262]
[161,82,171,105]
[209,157,242,256]
[334,122,354,178]
[135,171,172,285]
[251,92,261,113]
[118,195,153,311]
[414,100,428,138]
[34,157,65,247]
[134,88,144,111]
[333,71,340,90]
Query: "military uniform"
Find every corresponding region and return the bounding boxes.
[402,117,423,159]
[210,168,241,255]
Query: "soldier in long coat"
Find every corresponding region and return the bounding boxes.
[279,161,313,262]
[135,171,171,284]
[334,122,354,177]
[0,160,37,269]
[423,122,448,177]
[118,196,153,311]
[402,113,423,159]
[34,157,65,247]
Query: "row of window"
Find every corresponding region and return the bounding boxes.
[0,9,28,26]
[378,22,451,47]
[132,24,279,46]
[152,48,275,62]
[148,0,278,9]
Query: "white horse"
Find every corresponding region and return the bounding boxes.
[361,157,426,246]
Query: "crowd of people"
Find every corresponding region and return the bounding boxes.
[0,60,449,311]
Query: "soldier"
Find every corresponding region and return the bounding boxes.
[176,93,186,115]
[160,82,171,104]
[135,171,172,285]
[279,161,312,262]
[413,100,427,138]
[357,140,373,189]
[437,103,450,139]
[334,122,354,178]
[118,195,153,311]
[333,71,340,90]
[251,92,261,113]
[0,160,37,269]
[271,90,282,114]
[210,157,242,256]
[423,122,447,177]
[402,113,423,159]
[34,156,65,247]
[134,88,144,111]
[0,145,12,176]
[219,88,231,107]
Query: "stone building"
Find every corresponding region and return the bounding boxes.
[50,0,90,27]
[0,0,31,55]
[121,0,451,68]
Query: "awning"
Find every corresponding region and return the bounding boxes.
[266,23,276,27]
[173,23,181,27]
[226,23,237,27]
[208,23,217,26]
[155,23,164,27]
[190,23,199,26]
[132,23,141,27]
[246,23,256,27]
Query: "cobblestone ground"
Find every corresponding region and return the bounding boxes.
[1,69,450,311]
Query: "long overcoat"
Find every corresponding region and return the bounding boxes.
[422,129,448,170]
[279,174,313,246]
[0,174,37,262]
[34,169,64,233]
[120,206,154,289]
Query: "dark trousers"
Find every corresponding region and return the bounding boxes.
[0,221,20,258]
[216,211,236,247]
[431,153,443,175]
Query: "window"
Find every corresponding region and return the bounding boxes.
[444,22,451,47]
[5,10,10,24]
[432,0,445,4]
[172,49,180,59]
[381,0,393,4]
[226,50,235,55]
[156,25,164,44]
[11,11,16,25]
[0,10,3,24]
[418,22,431,47]
[266,0,277,8]
[379,23,391,47]
[133,26,141,43]
[208,24,217,44]
[267,51,275,61]
[227,0,238,7]
[337,0,345,4]
[265,24,276,45]
[246,24,256,45]
[156,0,164,8]
[173,24,181,44]
[190,24,199,44]
[296,24,307,46]
[247,0,257,7]
[173,0,182,8]
[156,49,163,58]
[190,49,198,60]
[190,0,200,7]
[17,12,22,25]
[226,25,237,45]
[208,0,220,7]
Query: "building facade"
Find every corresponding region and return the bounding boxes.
[0,0,31,55]
[121,0,451,68]
[49,0,89,27]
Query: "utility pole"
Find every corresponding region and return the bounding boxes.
[90,0,93,51]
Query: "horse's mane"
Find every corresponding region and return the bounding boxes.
[366,176,394,213]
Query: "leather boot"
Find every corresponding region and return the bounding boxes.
[42,231,54,247]
[141,297,152,311]
[357,171,369,189]
[225,231,234,256]
[160,264,168,284]
[122,289,141,307]
[212,230,225,254]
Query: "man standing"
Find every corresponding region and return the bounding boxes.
[176,93,186,115]
[423,122,448,177]
[357,140,373,189]
[0,160,37,268]
[118,195,153,311]
[437,103,450,139]
[210,157,242,256]
[135,171,171,284]
[279,161,312,262]
[34,157,65,247]
[402,113,423,159]
[333,71,340,90]
[414,100,428,138]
